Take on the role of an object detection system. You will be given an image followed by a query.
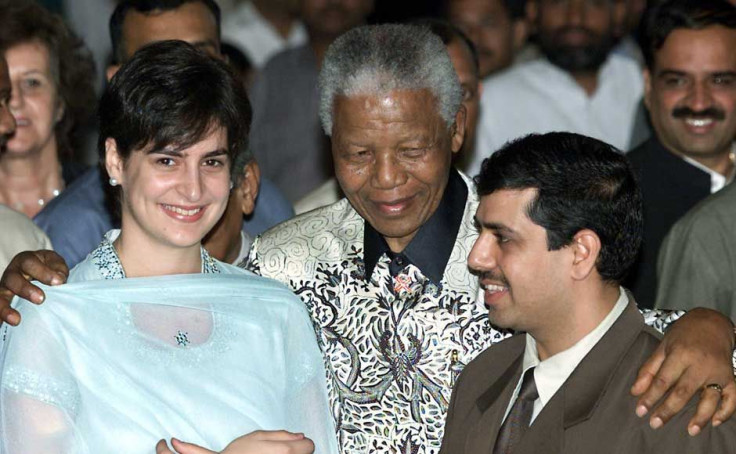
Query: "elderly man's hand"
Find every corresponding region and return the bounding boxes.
[155,431,315,454]
[631,308,736,435]
[0,250,68,326]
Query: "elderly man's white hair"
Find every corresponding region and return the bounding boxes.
[318,23,463,135]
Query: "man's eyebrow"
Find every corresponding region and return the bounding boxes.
[710,71,736,79]
[473,216,515,233]
[656,69,687,78]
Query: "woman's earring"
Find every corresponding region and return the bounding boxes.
[109,178,118,187]
[230,181,234,190]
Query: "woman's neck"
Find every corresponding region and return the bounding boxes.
[0,140,64,217]
[113,225,204,278]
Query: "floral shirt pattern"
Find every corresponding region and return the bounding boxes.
[246,177,683,454]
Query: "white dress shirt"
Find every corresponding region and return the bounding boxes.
[222,1,307,68]
[467,55,643,176]
[503,288,630,423]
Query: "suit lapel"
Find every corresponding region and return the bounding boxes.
[560,299,645,429]
[466,339,524,454]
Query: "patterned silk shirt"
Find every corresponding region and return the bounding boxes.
[246,170,682,454]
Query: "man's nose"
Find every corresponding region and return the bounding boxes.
[468,234,499,273]
[565,0,587,27]
[372,153,407,189]
[685,82,715,113]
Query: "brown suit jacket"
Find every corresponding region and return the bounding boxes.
[439,301,736,454]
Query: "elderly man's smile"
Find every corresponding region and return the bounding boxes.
[371,195,417,216]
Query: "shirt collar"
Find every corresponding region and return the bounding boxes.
[653,137,735,193]
[363,168,468,284]
[519,288,629,422]
[680,145,735,193]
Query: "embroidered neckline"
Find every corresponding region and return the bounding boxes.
[89,231,220,280]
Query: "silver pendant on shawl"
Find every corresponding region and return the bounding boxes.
[175,330,190,347]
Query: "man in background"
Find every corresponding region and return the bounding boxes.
[444,0,530,79]
[222,0,307,69]
[247,0,375,203]
[626,0,736,307]
[469,0,641,175]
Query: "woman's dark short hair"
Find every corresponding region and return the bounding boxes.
[475,132,643,283]
[643,0,736,70]
[98,40,252,182]
[0,0,97,159]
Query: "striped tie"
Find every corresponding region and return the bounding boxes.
[493,367,539,454]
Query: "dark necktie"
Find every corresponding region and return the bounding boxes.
[493,367,539,454]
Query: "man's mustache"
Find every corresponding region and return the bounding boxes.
[552,26,598,42]
[317,4,349,17]
[672,106,726,121]
[478,271,509,287]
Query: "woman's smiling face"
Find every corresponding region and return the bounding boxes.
[5,40,63,157]
[106,126,232,251]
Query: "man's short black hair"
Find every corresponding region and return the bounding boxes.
[475,132,642,283]
[98,40,251,183]
[412,18,480,77]
[109,0,221,64]
[643,0,736,70]
[502,0,527,20]
[444,0,527,21]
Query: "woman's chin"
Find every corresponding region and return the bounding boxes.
[3,142,38,158]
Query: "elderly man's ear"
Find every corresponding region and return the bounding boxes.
[451,104,467,154]
[236,160,260,216]
[106,64,121,82]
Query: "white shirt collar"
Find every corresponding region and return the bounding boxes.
[507,287,629,423]
[681,153,734,193]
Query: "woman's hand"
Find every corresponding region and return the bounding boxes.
[156,431,315,454]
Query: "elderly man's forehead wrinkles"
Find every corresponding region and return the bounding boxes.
[360,90,441,116]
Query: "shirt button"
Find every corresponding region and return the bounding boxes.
[396,256,404,266]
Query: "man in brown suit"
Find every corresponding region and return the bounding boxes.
[440,132,736,453]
